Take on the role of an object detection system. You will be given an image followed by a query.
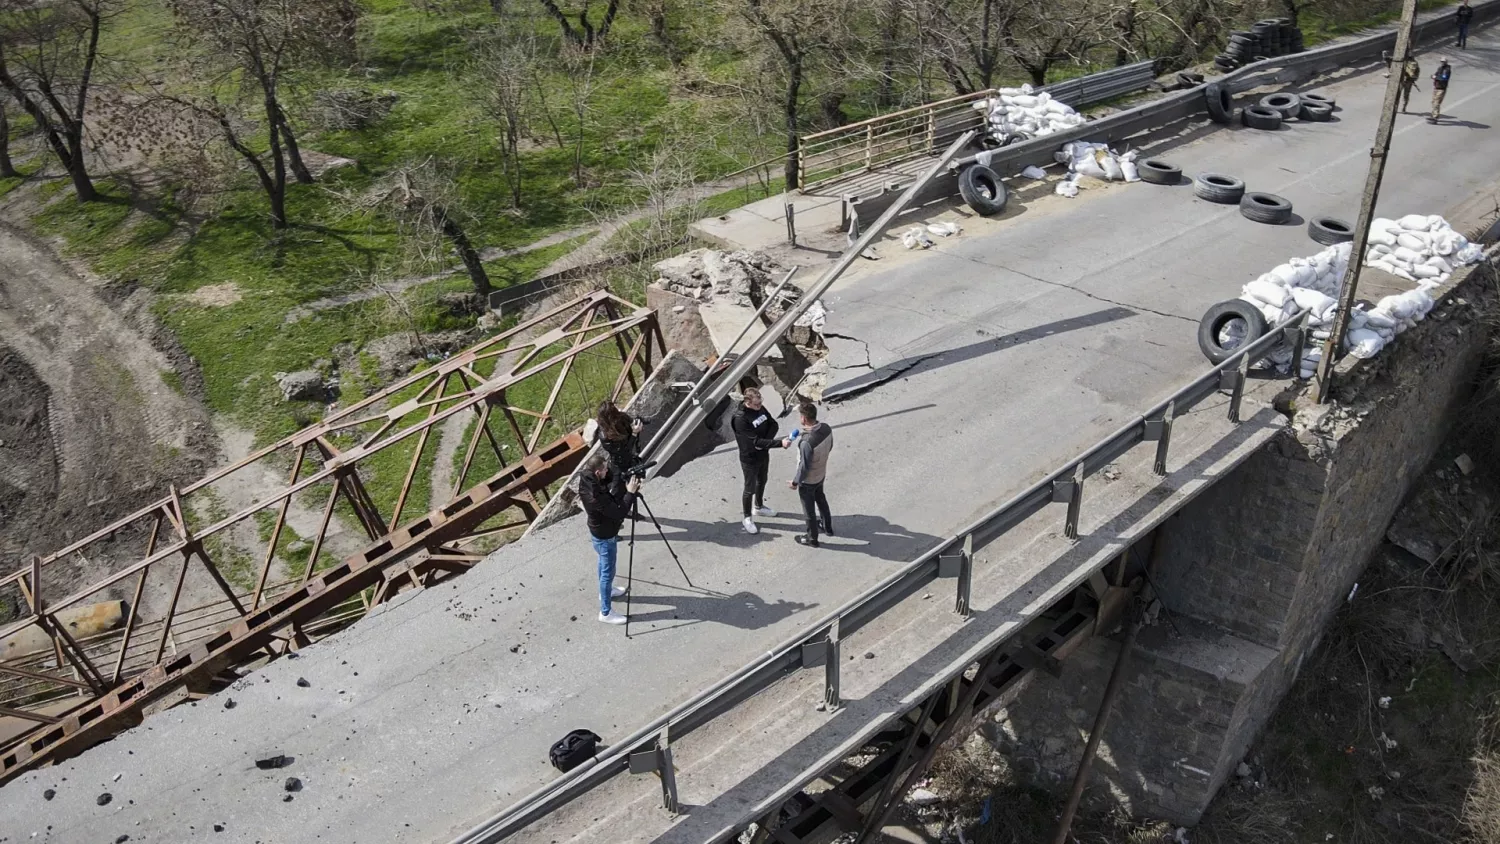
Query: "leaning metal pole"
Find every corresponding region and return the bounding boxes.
[642,130,979,477]
[1314,0,1420,403]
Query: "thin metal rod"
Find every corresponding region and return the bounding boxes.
[645,130,977,477]
[1314,0,1420,403]
[1051,610,1143,844]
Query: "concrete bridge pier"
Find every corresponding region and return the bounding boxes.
[988,259,1496,825]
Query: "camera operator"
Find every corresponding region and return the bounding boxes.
[577,454,640,625]
[593,401,643,494]
[732,387,785,534]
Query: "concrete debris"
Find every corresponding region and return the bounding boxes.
[1456,453,1475,475]
[1378,695,1391,709]
[1387,467,1493,564]
[284,777,302,793]
[651,249,789,309]
[1367,785,1386,800]
[116,836,130,843]
[1235,761,1252,778]
[42,789,54,801]
[224,698,236,709]
[1173,828,1190,844]
[1102,463,1121,481]
[907,788,941,806]
[97,792,112,806]
[213,824,224,832]
[113,773,122,782]
[274,370,333,402]
[254,754,290,770]
[864,651,876,659]
[296,677,311,688]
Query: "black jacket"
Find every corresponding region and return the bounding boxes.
[578,470,636,540]
[1457,4,1474,23]
[731,402,779,461]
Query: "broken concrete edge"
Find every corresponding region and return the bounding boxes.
[522,351,710,538]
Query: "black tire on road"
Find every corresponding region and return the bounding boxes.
[1205,82,1234,123]
[1309,215,1355,245]
[1260,92,1302,118]
[1198,300,1269,364]
[1240,192,1294,224]
[1139,159,1182,185]
[1301,92,1336,109]
[1242,105,1284,130]
[1194,172,1246,203]
[1300,102,1333,122]
[958,163,1008,216]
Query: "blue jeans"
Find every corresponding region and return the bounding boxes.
[591,535,618,615]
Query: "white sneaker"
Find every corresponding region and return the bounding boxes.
[742,517,759,534]
[611,583,628,598]
[598,612,627,625]
[754,506,777,518]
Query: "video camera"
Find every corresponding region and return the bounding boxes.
[621,459,657,479]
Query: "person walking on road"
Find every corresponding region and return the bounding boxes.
[577,454,639,625]
[1398,55,1421,112]
[732,387,784,534]
[1456,0,1474,48]
[1430,57,1453,122]
[786,402,834,549]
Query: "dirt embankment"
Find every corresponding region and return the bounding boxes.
[0,221,216,598]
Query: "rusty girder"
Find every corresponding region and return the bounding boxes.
[0,289,663,781]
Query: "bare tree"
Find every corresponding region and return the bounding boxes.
[376,160,493,299]
[535,0,621,48]
[167,0,360,191]
[920,0,1115,90]
[0,97,17,178]
[558,46,599,188]
[731,0,854,188]
[472,26,541,208]
[0,0,115,201]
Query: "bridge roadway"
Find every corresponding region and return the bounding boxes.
[3,31,1499,844]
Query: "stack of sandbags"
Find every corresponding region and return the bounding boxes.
[973,85,1087,145]
[1237,240,1443,376]
[1054,141,1139,183]
[1364,214,1484,285]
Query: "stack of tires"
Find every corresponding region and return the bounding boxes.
[1213,18,1305,71]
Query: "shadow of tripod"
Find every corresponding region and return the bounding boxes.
[623,488,693,638]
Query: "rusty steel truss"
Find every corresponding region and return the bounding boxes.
[0,289,663,783]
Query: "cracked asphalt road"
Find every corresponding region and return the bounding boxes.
[6,34,1500,844]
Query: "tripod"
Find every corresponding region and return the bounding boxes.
[622,487,691,638]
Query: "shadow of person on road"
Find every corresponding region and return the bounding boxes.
[623,589,816,632]
[641,512,940,563]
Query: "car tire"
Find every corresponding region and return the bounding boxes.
[958,163,1008,216]
[1204,82,1234,123]
[1138,159,1183,185]
[1260,93,1302,118]
[1195,172,1246,203]
[1300,102,1333,122]
[1198,300,1269,364]
[1301,92,1336,109]
[1177,72,1205,87]
[1240,192,1294,224]
[1242,105,1283,130]
[1308,215,1355,245]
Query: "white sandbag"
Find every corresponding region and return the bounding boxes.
[1347,328,1385,359]
[1010,94,1039,108]
[1363,311,1397,330]
[1291,287,1337,319]
[1120,158,1140,182]
[1398,214,1432,231]
[1098,151,1124,181]
[1391,266,1417,282]
[927,221,962,237]
[1456,243,1484,265]
[1245,279,1289,307]
[1392,246,1423,265]
[1412,264,1440,279]
[1269,264,1300,286]
[1021,165,1047,180]
[1371,218,1400,234]
[1428,214,1447,231]
[1368,230,1398,247]
[1055,178,1079,198]
[1396,232,1428,251]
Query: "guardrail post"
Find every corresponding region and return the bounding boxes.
[865,125,874,171]
[1052,462,1085,539]
[825,619,841,710]
[1286,314,1308,378]
[926,107,936,153]
[1145,399,1174,476]
[628,726,679,814]
[1220,354,1249,423]
[938,534,974,616]
[785,202,796,246]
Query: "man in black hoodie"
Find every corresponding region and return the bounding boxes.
[1456,0,1473,48]
[577,454,639,625]
[731,387,785,534]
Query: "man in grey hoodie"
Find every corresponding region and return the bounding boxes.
[785,401,834,548]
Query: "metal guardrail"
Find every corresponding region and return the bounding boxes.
[1041,60,1157,107]
[451,309,1311,844]
[796,91,991,191]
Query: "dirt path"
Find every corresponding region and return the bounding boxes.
[0,221,216,586]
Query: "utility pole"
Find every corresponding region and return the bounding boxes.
[1315,0,1421,403]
